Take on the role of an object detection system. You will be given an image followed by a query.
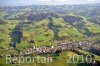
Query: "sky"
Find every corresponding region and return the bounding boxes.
[0,0,100,6]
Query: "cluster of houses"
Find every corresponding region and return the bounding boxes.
[8,40,100,56]
[18,40,94,56]
[7,40,100,64]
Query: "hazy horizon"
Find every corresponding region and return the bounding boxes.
[0,0,100,6]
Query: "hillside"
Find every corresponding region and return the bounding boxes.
[0,3,100,66]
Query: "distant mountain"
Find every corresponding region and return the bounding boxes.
[0,3,100,38]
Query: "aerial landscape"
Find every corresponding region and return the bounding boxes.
[0,0,100,66]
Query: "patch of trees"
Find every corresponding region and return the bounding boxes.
[27,13,47,21]
[83,28,93,36]
[63,16,83,23]
[75,21,85,29]
[89,9,100,17]
[47,17,59,40]
[11,30,23,43]
[4,12,59,21]
[53,29,59,40]
[55,49,62,56]
[63,16,93,36]
[27,13,59,21]
[88,18,100,25]
[10,24,23,43]
[88,49,100,56]
[48,18,54,29]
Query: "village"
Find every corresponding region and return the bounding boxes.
[5,40,100,65]
[9,40,99,55]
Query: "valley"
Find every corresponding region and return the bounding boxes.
[0,3,100,66]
